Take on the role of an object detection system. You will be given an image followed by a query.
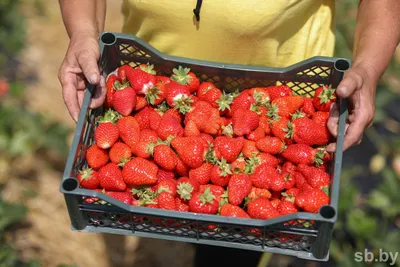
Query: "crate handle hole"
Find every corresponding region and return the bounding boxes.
[334,59,350,72]
[101,33,116,45]
[62,178,79,192]
[319,205,336,219]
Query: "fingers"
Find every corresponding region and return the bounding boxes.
[89,76,107,109]
[342,118,365,151]
[59,70,80,122]
[77,47,100,85]
[336,69,363,98]
[327,103,339,137]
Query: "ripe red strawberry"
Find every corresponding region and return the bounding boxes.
[297,164,330,194]
[229,90,256,115]
[269,171,286,192]
[270,117,292,144]
[277,200,299,215]
[287,116,331,146]
[242,140,259,158]
[122,158,158,185]
[175,197,189,212]
[259,115,272,135]
[117,116,141,148]
[155,75,171,84]
[185,101,222,135]
[158,192,176,210]
[282,171,295,190]
[157,169,175,182]
[282,161,296,175]
[132,140,154,159]
[295,187,330,213]
[146,81,167,106]
[171,137,207,168]
[157,113,184,141]
[265,85,293,100]
[232,108,259,136]
[112,81,137,116]
[199,184,226,202]
[189,187,219,214]
[281,144,325,166]
[214,136,244,163]
[270,198,281,209]
[98,163,127,191]
[126,67,156,95]
[302,97,315,117]
[184,120,200,137]
[109,142,132,164]
[189,162,213,185]
[247,187,272,201]
[177,177,200,200]
[270,96,304,118]
[199,133,214,146]
[231,157,246,173]
[246,126,265,141]
[105,191,133,204]
[94,110,120,149]
[105,74,118,109]
[176,157,190,177]
[171,66,200,93]
[313,86,336,112]
[134,106,152,130]
[86,145,109,170]
[250,153,279,168]
[249,87,271,105]
[210,159,232,187]
[249,163,279,189]
[312,111,330,127]
[153,144,178,171]
[197,82,222,108]
[256,137,285,155]
[228,174,252,205]
[294,172,308,189]
[134,96,148,111]
[216,91,237,115]
[156,179,177,197]
[149,108,162,131]
[164,108,182,123]
[281,188,300,203]
[247,197,280,219]
[77,168,99,189]
[220,204,250,218]
[166,81,193,113]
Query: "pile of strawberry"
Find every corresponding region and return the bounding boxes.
[78,63,337,220]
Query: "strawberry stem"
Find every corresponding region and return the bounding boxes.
[177,183,194,201]
[171,65,191,85]
[199,188,216,204]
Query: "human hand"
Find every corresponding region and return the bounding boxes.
[58,32,106,122]
[327,64,377,152]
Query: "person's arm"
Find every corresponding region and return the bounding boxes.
[58,0,107,122]
[327,0,400,152]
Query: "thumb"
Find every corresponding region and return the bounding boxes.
[336,68,363,98]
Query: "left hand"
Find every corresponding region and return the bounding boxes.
[326,64,377,152]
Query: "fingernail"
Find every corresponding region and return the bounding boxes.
[89,74,99,84]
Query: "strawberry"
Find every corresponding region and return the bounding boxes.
[199,184,226,202]
[232,108,259,136]
[189,162,213,185]
[282,161,296,175]
[259,115,272,135]
[246,126,265,141]
[98,163,127,191]
[176,157,190,177]
[231,157,246,173]
[286,116,330,146]
[157,169,175,182]
[132,141,154,159]
[109,142,132,164]
[256,137,285,154]
[282,171,295,190]
[122,158,158,185]
[105,74,118,109]
[153,144,178,171]
[158,192,177,210]
[166,81,193,113]
[247,197,280,219]
[156,179,177,197]
[313,86,336,112]
[312,111,330,127]
[117,116,141,147]
[112,81,137,116]
[171,66,200,93]
[149,108,162,131]
[229,90,255,115]
[270,198,281,209]
[216,91,237,115]
[281,188,300,203]
[185,101,222,135]
[184,120,200,137]
[265,85,293,100]
[134,106,152,130]
[295,187,330,213]
[214,136,244,163]
[247,187,272,201]
[270,117,292,144]
[197,82,222,108]
[94,110,120,149]
[86,145,109,170]
[117,65,132,82]
[134,96,148,111]
[171,137,207,168]
[146,80,167,106]
[294,172,308,189]
[246,153,279,174]
[157,113,184,141]
[189,187,219,214]
[281,144,325,166]
[199,133,214,146]
[249,163,279,189]
[164,108,182,123]
[175,197,189,212]
[177,177,200,200]
[269,171,286,192]
[220,204,250,218]
[210,158,232,187]
[126,67,156,95]
[105,191,133,204]
[249,87,271,105]
[77,168,99,189]
[277,200,299,215]
[302,97,315,117]
[242,140,259,158]
[155,76,171,84]
[270,96,304,118]
[297,164,330,194]
[228,174,252,206]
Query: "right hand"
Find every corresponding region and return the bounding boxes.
[58,32,106,122]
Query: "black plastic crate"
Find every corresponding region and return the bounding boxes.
[60,32,350,261]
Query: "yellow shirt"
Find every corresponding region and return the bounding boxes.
[121,0,335,68]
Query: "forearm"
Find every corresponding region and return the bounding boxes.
[59,0,106,39]
[353,0,400,81]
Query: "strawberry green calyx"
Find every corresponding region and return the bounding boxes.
[139,63,156,75]
[291,110,306,120]
[205,145,218,165]
[145,86,161,105]
[117,157,131,167]
[98,109,121,124]
[171,65,191,85]
[157,186,171,195]
[131,186,156,204]
[177,183,194,201]
[283,121,294,139]
[281,192,295,203]
[266,103,280,122]
[218,158,232,176]
[174,95,194,114]
[79,168,94,181]
[244,154,260,174]
[318,85,336,104]
[113,80,130,91]
[314,150,325,167]
[217,190,229,213]
[199,188,216,204]
[253,91,269,106]
[216,92,235,111]
[221,123,234,137]
[321,186,330,196]
[156,101,169,113]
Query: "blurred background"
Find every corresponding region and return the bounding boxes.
[0,0,399,266]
